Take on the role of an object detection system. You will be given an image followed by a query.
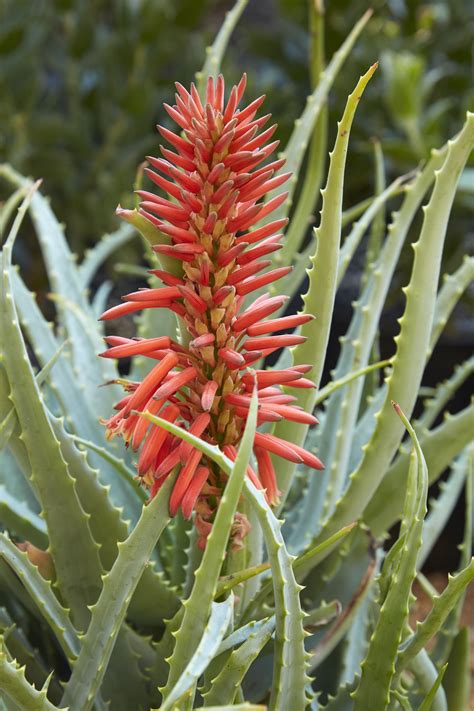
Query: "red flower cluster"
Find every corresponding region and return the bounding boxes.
[100,75,322,548]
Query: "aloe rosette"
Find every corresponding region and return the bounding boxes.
[0,3,473,710]
[99,75,322,547]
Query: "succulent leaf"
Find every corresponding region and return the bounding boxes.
[159,596,233,710]
[78,224,135,288]
[309,112,474,560]
[0,642,58,711]
[196,0,249,95]
[352,403,428,709]
[202,614,274,707]
[0,535,79,661]
[61,474,175,711]
[273,63,378,503]
[0,186,103,630]
[160,387,257,701]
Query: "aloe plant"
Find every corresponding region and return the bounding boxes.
[0,3,472,710]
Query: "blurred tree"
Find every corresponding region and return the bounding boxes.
[0,0,217,250]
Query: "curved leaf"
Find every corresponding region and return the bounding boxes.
[0,646,58,711]
[203,615,274,707]
[0,186,102,630]
[196,0,250,95]
[159,597,233,710]
[273,64,377,502]
[61,474,175,711]
[352,403,428,710]
[309,112,474,560]
[79,224,135,288]
[0,535,79,661]
[160,386,257,702]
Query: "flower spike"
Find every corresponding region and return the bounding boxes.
[99,75,322,548]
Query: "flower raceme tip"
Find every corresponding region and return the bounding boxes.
[99,74,322,548]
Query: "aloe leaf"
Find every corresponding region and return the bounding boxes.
[164,512,192,590]
[202,615,274,707]
[417,445,472,569]
[242,479,310,711]
[322,679,357,710]
[338,577,377,687]
[345,383,387,475]
[311,113,474,559]
[365,401,474,537]
[291,140,449,546]
[364,139,386,276]
[49,415,127,568]
[0,608,61,705]
[352,403,428,710]
[408,650,448,711]
[307,553,378,672]
[276,0,327,266]
[79,224,134,288]
[242,523,355,624]
[159,597,233,710]
[51,413,179,623]
[419,663,448,711]
[336,174,406,288]
[2,465,44,542]
[10,271,104,443]
[0,482,47,549]
[61,474,175,711]
[273,64,378,502]
[0,645,58,711]
[0,535,79,661]
[68,434,145,504]
[0,187,103,630]
[431,450,472,672]
[303,146,449,536]
[442,628,470,711]
[0,339,68,451]
[0,186,28,238]
[160,387,257,702]
[90,281,113,320]
[262,10,373,226]
[0,410,15,455]
[196,0,249,95]
[313,360,391,409]
[45,293,117,416]
[417,356,474,431]
[397,559,474,673]
[9,272,142,518]
[215,617,275,657]
[429,254,474,358]
[0,166,118,415]
[0,368,40,528]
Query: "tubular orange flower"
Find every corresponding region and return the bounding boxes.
[100,74,323,548]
